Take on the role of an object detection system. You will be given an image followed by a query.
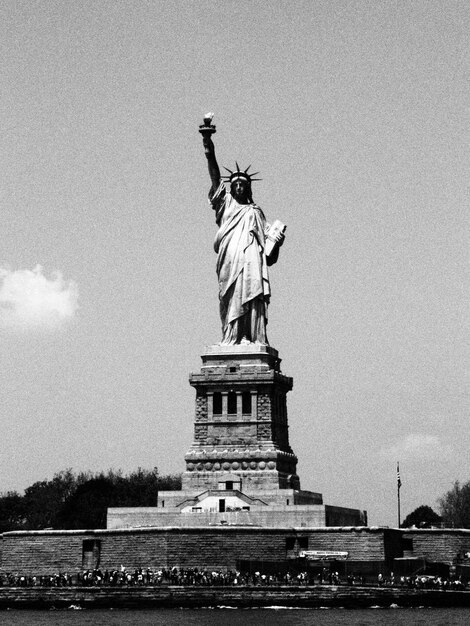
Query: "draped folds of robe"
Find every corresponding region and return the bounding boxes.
[210,183,270,344]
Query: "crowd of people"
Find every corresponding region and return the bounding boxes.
[377,572,467,590]
[0,566,468,590]
[1,568,301,588]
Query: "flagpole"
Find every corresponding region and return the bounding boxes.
[397,462,401,527]
[155,466,159,508]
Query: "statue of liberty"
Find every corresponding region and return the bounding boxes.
[199,114,285,346]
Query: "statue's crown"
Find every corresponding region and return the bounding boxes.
[222,163,261,184]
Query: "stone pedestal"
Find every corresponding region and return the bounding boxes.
[182,344,300,493]
[107,343,367,529]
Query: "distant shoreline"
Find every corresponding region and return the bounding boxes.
[1,585,469,610]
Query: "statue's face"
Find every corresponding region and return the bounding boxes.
[231,179,249,202]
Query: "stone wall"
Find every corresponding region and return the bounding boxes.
[1,527,391,575]
[1,585,470,609]
[304,528,391,561]
[1,532,91,573]
[3,526,467,576]
[325,506,367,527]
[403,529,470,564]
[107,505,330,529]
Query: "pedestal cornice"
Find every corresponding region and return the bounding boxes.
[201,343,281,370]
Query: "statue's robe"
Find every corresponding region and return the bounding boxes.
[210,183,270,344]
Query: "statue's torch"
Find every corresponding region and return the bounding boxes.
[199,112,216,136]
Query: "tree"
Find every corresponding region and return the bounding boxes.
[401,505,441,528]
[0,491,26,532]
[155,472,181,491]
[438,480,470,529]
[112,467,160,506]
[0,467,182,531]
[22,469,88,530]
[55,468,182,529]
[56,476,116,529]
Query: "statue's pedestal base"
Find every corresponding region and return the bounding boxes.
[108,343,367,530]
[183,343,299,494]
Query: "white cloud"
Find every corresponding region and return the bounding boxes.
[0,265,78,330]
[381,433,453,461]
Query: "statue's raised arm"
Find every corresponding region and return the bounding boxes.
[199,113,220,195]
[199,114,285,347]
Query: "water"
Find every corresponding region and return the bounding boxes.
[0,608,468,626]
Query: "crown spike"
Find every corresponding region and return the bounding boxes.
[221,163,261,184]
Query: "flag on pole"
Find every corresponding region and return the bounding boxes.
[397,462,402,490]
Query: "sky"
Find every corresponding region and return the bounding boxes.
[0,0,468,527]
